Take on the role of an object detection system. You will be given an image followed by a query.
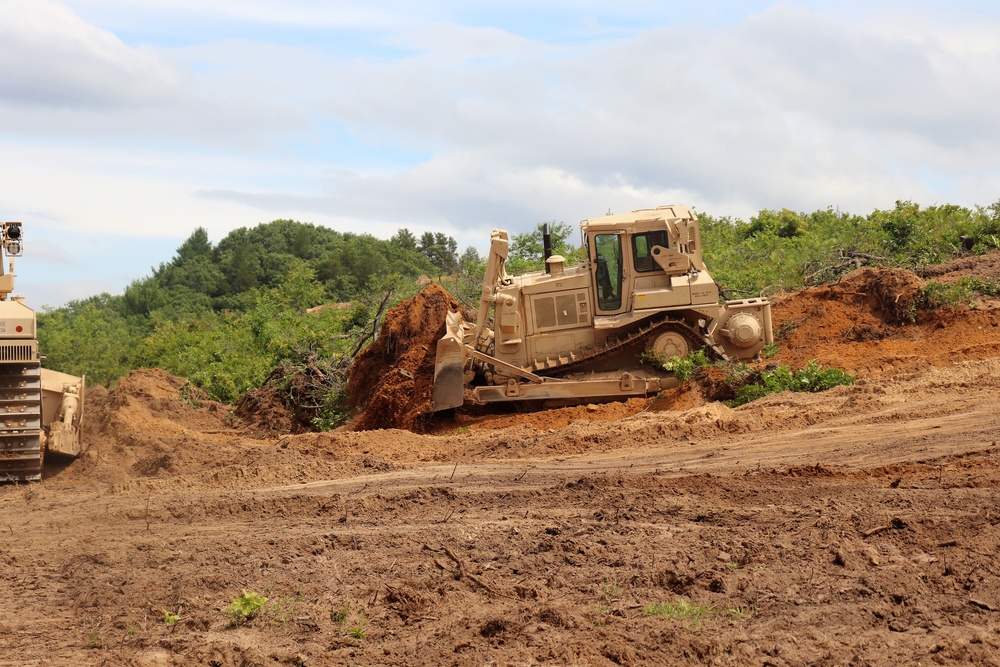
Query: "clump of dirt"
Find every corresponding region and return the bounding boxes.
[232,373,298,434]
[235,352,347,434]
[838,266,926,325]
[348,285,462,431]
[691,365,743,402]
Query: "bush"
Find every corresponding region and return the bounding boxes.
[652,349,710,382]
[922,277,1000,309]
[729,360,854,406]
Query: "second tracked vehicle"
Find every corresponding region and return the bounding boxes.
[432,205,772,410]
[0,222,85,482]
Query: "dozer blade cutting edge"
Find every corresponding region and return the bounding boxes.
[432,311,467,411]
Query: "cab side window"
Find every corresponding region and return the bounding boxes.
[632,231,670,273]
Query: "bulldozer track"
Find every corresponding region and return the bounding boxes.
[0,361,43,482]
[522,318,721,378]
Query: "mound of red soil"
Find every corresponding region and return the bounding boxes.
[770,266,1000,375]
[348,284,462,431]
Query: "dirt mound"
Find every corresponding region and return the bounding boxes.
[767,265,1000,375]
[56,368,407,493]
[920,247,1000,282]
[232,373,299,433]
[837,265,926,324]
[348,284,461,431]
[57,369,237,487]
[234,353,347,434]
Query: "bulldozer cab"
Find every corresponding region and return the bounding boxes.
[584,206,706,317]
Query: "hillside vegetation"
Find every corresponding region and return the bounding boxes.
[39,222,476,403]
[37,200,1000,425]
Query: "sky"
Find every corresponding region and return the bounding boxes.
[2,0,1000,307]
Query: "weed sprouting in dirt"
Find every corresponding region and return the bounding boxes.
[161,609,179,626]
[774,318,800,341]
[330,603,350,626]
[644,599,710,627]
[85,622,103,649]
[348,613,367,640]
[224,590,268,627]
[601,578,622,603]
[329,601,367,640]
[589,577,626,625]
[178,382,205,408]
[221,589,304,628]
[265,595,300,627]
[644,598,751,630]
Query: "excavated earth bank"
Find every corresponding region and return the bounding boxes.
[348,284,461,432]
[2,263,1000,666]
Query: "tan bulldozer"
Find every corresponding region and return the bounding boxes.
[432,205,772,410]
[0,222,85,482]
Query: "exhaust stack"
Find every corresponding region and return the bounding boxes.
[542,223,552,273]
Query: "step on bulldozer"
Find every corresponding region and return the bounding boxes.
[432,205,772,410]
[0,222,85,482]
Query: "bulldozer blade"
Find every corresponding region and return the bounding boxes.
[41,369,85,457]
[432,312,467,411]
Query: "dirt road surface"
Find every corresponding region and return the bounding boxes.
[3,264,1000,666]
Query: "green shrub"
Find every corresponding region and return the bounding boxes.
[922,277,1000,309]
[729,360,853,406]
[921,281,973,309]
[224,590,268,626]
[965,277,1000,297]
[647,348,709,382]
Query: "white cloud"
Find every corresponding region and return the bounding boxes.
[55,0,403,32]
[4,1,1000,306]
[0,0,186,108]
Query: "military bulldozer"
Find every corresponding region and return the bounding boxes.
[0,222,85,482]
[432,205,772,410]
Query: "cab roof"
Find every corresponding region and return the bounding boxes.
[581,205,697,232]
